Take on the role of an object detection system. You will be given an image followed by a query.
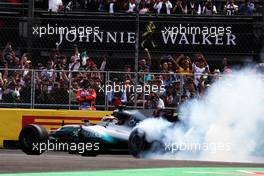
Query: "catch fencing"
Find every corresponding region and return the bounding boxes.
[0,69,220,110]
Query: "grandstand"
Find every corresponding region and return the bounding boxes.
[0,0,263,110]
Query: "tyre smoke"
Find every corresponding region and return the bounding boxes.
[136,69,264,162]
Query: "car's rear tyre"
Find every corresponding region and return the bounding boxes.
[128,128,150,158]
[19,124,49,155]
[81,142,99,157]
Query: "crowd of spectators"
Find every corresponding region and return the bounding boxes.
[106,48,233,110]
[47,0,263,16]
[0,41,236,110]
[0,42,32,104]
[0,42,107,107]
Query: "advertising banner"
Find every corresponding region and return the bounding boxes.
[29,16,254,54]
[0,108,112,148]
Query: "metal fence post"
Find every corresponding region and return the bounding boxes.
[179,74,184,103]
[134,13,140,109]
[27,0,34,56]
[32,70,36,109]
[30,69,33,108]
[143,72,146,109]
[105,71,108,111]
[68,70,72,110]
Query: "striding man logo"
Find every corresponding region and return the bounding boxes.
[141,21,157,49]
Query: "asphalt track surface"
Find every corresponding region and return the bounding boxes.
[1,150,264,174]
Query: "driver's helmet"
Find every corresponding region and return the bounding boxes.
[82,119,90,126]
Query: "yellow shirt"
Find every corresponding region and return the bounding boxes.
[177,67,192,74]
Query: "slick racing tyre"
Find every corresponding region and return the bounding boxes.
[19,124,49,155]
[128,128,150,158]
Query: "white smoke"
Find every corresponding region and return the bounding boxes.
[136,69,264,162]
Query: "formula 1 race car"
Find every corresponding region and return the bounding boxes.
[19,106,142,156]
[19,107,179,157]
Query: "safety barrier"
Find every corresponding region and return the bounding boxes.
[0,108,112,148]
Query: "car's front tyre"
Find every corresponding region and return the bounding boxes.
[19,124,49,155]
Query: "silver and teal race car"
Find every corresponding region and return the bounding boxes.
[19,107,179,157]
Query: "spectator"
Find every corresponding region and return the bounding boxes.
[163,90,174,107]
[202,0,217,15]
[126,0,136,13]
[6,52,19,68]
[166,60,174,73]
[123,64,133,81]
[224,0,238,15]
[212,69,221,82]
[21,60,32,78]
[153,0,173,14]
[108,86,127,108]
[171,54,192,74]
[37,0,258,14]
[59,55,68,70]
[69,46,81,71]
[160,59,169,73]
[72,44,80,61]
[105,0,118,13]
[146,92,165,109]
[184,79,198,99]
[187,0,201,15]
[41,61,54,79]
[222,57,232,74]
[2,43,19,69]
[239,0,255,15]
[180,94,189,104]
[99,57,107,71]
[139,0,155,14]
[192,53,210,86]
[76,79,97,110]
[19,53,29,69]
[49,0,64,12]
[139,48,152,72]
[173,0,187,14]
[2,78,20,103]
